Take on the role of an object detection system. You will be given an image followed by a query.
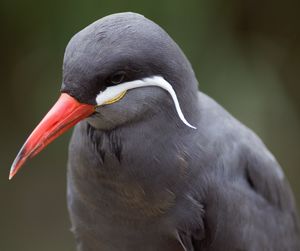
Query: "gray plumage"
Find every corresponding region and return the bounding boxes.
[63,12,300,251]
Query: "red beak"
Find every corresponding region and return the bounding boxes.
[9,93,95,179]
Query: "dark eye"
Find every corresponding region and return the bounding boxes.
[110,71,126,84]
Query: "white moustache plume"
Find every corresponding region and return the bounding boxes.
[95,76,197,129]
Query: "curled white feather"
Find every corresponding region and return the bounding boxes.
[96,76,196,129]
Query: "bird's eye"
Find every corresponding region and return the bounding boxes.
[110,71,126,84]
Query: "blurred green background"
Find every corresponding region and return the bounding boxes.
[1,0,299,250]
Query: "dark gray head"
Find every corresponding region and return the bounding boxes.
[10,12,200,179]
[62,12,199,130]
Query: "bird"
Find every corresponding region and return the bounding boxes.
[10,12,300,251]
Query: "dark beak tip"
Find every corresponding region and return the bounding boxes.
[9,165,17,180]
[9,172,15,180]
[9,145,28,180]
[9,157,23,180]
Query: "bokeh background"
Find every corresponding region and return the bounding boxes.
[0,0,299,250]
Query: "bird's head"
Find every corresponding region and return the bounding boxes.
[10,12,198,179]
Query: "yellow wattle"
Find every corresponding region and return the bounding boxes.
[103,90,127,105]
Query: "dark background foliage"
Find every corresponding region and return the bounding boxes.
[0,1,299,250]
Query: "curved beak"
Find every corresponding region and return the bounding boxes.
[9,93,95,179]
